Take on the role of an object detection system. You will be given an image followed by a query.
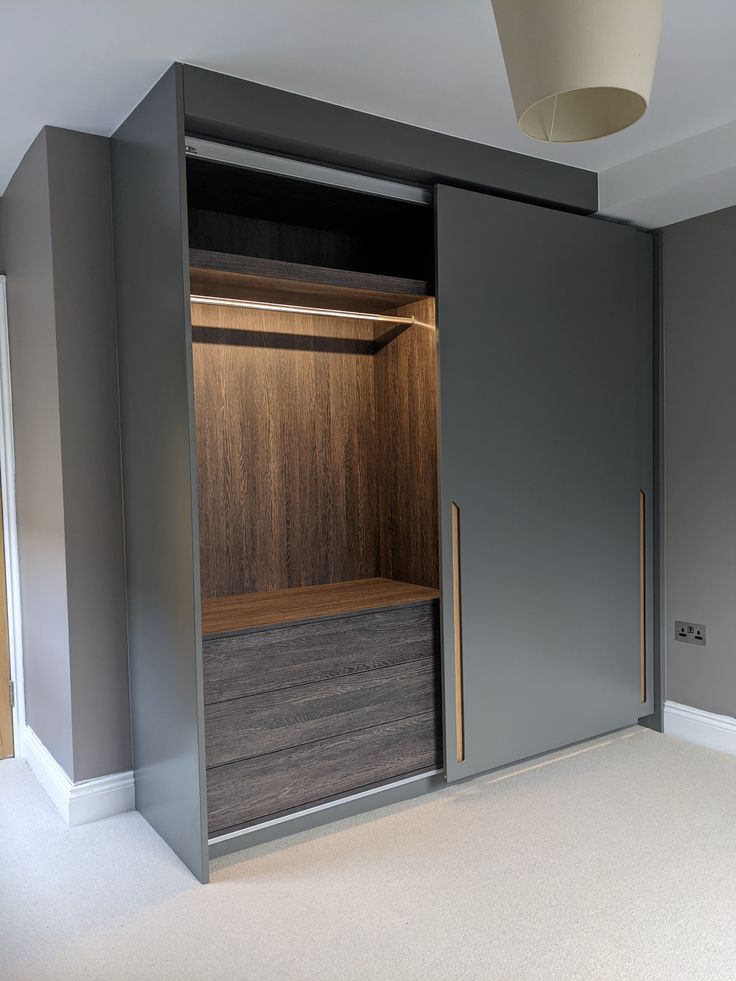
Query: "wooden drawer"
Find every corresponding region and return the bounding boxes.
[205,658,438,768]
[203,600,439,704]
[207,712,441,833]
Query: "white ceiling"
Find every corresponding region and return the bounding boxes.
[2,0,736,218]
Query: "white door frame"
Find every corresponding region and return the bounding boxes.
[0,275,25,751]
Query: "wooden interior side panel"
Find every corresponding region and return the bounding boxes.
[375,297,439,589]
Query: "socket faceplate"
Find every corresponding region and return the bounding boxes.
[675,620,706,646]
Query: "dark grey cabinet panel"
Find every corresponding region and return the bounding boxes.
[207,712,442,833]
[181,65,597,214]
[111,66,209,882]
[203,602,439,703]
[436,184,646,782]
[205,658,438,768]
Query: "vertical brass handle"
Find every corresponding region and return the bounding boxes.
[451,502,465,762]
[639,490,646,704]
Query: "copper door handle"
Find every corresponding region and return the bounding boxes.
[451,502,465,762]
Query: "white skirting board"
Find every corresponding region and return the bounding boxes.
[664,701,736,757]
[21,726,135,826]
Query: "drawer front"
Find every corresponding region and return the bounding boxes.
[203,600,439,704]
[205,658,439,768]
[207,712,441,834]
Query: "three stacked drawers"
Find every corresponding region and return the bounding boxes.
[202,581,442,836]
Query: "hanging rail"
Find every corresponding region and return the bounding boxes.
[190,295,415,325]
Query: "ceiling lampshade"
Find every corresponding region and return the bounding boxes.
[491,0,666,142]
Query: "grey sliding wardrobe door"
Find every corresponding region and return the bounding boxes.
[436,184,648,782]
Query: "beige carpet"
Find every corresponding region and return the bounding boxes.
[2,727,736,980]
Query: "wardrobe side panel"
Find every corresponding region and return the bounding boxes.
[111,67,208,882]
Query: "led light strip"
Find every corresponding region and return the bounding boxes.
[190,295,414,325]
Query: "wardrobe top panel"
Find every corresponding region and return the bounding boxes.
[201,579,440,636]
[180,64,598,214]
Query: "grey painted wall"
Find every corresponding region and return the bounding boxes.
[2,129,74,774]
[47,129,130,779]
[0,197,5,272]
[2,127,130,780]
[663,205,736,716]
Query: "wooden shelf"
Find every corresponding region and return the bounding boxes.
[201,578,440,636]
[189,249,432,315]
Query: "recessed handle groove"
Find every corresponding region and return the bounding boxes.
[640,489,646,704]
[451,502,465,762]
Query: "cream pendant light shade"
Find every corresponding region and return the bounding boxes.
[491,0,665,142]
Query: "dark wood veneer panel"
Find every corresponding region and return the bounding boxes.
[201,577,439,635]
[187,173,434,285]
[190,249,430,313]
[207,712,442,833]
[205,658,438,768]
[203,599,439,703]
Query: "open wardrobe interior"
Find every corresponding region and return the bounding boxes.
[186,157,444,836]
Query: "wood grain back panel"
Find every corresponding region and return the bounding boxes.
[192,303,379,597]
[375,298,440,588]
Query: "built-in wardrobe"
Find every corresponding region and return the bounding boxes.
[111,64,656,883]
